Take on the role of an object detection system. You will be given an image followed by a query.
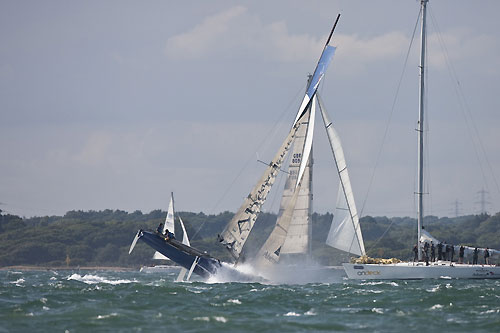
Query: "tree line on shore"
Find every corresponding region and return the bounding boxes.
[0,209,498,268]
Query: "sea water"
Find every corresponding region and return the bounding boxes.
[1,269,499,332]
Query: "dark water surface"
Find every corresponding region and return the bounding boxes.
[1,269,499,332]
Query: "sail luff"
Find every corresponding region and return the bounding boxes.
[295,94,316,189]
[318,95,365,256]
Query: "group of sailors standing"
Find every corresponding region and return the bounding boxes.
[413,241,491,265]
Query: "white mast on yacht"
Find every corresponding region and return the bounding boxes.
[417,0,428,261]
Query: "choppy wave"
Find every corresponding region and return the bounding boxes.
[1,270,499,332]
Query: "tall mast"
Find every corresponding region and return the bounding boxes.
[417,0,428,261]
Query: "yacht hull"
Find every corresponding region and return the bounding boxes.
[343,262,500,280]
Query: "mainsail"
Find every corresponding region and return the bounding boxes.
[217,118,304,261]
[318,95,365,256]
[153,193,176,260]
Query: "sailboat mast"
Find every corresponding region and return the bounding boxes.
[417,0,428,261]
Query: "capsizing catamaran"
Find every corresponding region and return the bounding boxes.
[343,0,500,280]
[129,15,354,281]
[138,193,193,281]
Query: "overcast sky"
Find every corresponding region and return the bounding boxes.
[1,0,499,218]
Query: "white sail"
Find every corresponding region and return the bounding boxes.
[175,216,190,281]
[318,95,365,256]
[280,101,315,255]
[179,216,190,247]
[163,193,175,233]
[153,193,176,260]
[253,181,303,269]
[218,115,305,261]
[326,184,363,256]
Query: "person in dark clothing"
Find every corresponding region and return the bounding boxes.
[458,245,465,264]
[164,229,176,241]
[424,242,429,260]
[156,222,164,234]
[450,245,455,262]
[437,242,443,261]
[484,248,490,265]
[473,247,479,265]
[445,244,450,261]
[430,242,436,262]
[413,244,418,263]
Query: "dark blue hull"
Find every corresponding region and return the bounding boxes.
[136,230,221,278]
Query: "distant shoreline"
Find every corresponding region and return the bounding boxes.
[0,265,139,272]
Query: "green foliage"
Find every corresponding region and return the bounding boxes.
[0,209,498,267]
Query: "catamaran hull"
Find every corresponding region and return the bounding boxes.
[135,230,221,278]
[343,262,500,280]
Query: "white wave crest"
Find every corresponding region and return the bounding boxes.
[304,309,316,316]
[213,316,228,323]
[284,312,301,317]
[11,278,25,286]
[430,304,443,310]
[96,313,119,319]
[67,274,136,285]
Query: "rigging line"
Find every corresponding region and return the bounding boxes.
[429,8,500,195]
[365,217,397,255]
[191,81,306,240]
[359,9,422,218]
[427,8,489,190]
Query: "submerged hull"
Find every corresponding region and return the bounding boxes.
[343,262,500,280]
[135,230,221,278]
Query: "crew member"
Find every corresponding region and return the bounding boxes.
[437,242,443,261]
[484,248,490,265]
[473,247,479,265]
[156,222,164,234]
[413,244,418,263]
[458,245,465,264]
[430,242,435,262]
[164,229,176,241]
[445,244,450,261]
[450,245,455,263]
